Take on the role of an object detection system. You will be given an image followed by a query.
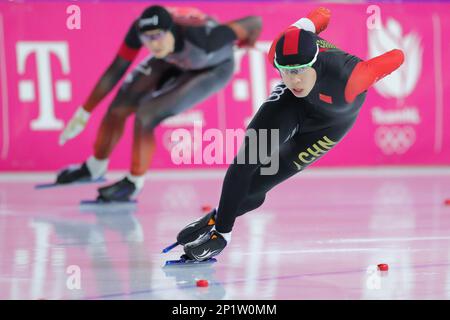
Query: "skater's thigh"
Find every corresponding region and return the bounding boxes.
[109,57,179,112]
[135,59,235,128]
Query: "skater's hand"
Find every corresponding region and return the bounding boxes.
[59,106,91,146]
[227,16,262,49]
[306,7,331,34]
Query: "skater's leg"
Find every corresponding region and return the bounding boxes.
[177,85,302,248]
[130,119,156,177]
[99,60,235,201]
[57,58,174,184]
[219,117,359,231]
[92,103,135,161]
[214,91,304,233]
[92,57,175,161]
[131,59,235,176]
[87,102,136,179]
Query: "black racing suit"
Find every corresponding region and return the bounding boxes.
[115,18,237,126]
[215,35,366,233]
[92,16,240,175]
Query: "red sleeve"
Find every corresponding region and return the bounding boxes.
[306,7,331,34]
[117,19,142,62]
[167,6,208,26]
[345,49,404,103]
[118,42,140,62]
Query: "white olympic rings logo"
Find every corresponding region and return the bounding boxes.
[375,126,416,155]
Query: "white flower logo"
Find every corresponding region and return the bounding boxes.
[368,18,423,99]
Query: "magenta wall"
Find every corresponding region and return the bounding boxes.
[0,2,449,171]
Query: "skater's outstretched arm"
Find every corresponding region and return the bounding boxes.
[345,49,404,103]
[59,20,141,145]
[185,15,262,52]
[292,7,331,34]
[81,56,133,113]
[84,20,143,112]
[225,16,262,48]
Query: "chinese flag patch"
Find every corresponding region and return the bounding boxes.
[319,93,333,104]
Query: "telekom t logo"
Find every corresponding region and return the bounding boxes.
[16,42,71,130]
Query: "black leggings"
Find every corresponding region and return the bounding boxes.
[215,84,363,233]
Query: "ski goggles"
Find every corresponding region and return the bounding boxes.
[140,30,167,42]
[274,44,319,75]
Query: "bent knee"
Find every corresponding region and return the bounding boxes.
[105,105,135,121]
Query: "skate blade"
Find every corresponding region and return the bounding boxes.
[35,177,106,190]
[164,257,217,266]
[162,242,179,253]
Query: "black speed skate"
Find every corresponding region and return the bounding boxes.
[56,163,91,184]
[177,208,217,245]
[183,230,227,261]
[164,230,226,266]
[35,163,104,189]
[96,177,137,203]
[162,209,216,253]
[161,208,217,253]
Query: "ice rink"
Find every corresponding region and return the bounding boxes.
[1,168,450,300]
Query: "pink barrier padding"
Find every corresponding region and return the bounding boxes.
[0,2,449,170]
